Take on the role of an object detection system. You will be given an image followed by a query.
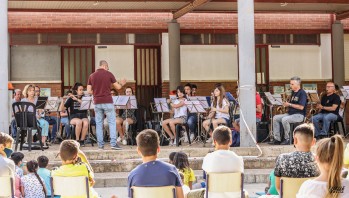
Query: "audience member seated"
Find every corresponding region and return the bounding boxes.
[104,88,119,140]
[116,87,137,145]
[297,135,349,197]
[126,129,184,198]
[10,152,24,178]
[162,86,188,146]
[52,140,99,198]
[64,83,89,146]
[21,160,47,198]
[0,132,15,178]
[37,155,52,197]
[173,152,196,189]
[344,143,349,170]
[203,85,231,143]
[312,82,341,138]
[202,125,244,198]
[11,89,22,138]
[274,123,320,194]
[21,84,50,146]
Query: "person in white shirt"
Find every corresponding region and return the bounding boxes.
[203,84,230,143]
[0,132,16,192]
[202,126,244,198]
[162,86,188,146]
[297,135,349,198]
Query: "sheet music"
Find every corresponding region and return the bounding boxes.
[128,96,138,109]
[169,95,177,100]
[192,100,206,113]
[273,94,283,105]
[154,98,170,112]
[264,92,281,106]
[80,96,92,110]
[44,97,61,111]
[112,96,119,105]
[341,88,349,100]
[188,96,198,101]
[342,86,349,99]
[184,101,195,113]
[196,96,209,109]
[305,90,320,103]
[36,96,48,109]
[115,96,129,106]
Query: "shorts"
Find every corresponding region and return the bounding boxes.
[71,113,88,120]
[174,116,187,124]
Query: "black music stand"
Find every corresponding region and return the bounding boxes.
[36,97,48,110]
[79,96,95,146]
[153,98,170,145]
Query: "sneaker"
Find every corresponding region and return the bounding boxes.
[183,132,189,143]
[206,137,213,143]
[190,133,195,142]
[122,139,127,145]
[111,144,122,150]
[117,137,122,142]
[280,139,290,145]
[268,140,281,145]
[169,139,174,146]
[80,140,85,147]
[173,138,177,146]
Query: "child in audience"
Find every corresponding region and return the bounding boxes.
[297,135,349,197]
[37,155,52,197]
[179,172,191,197]
[51,140,99,198]
[173,152,196,189]
[169,151,177,164]
[266,170,278,195]
[21,160,46,198]
[10,152,25,178]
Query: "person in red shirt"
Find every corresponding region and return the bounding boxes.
[232,92,263,132]
[87,60,126,150]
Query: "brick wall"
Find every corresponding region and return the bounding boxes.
[8,12,343,32]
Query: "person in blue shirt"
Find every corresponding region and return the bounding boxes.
[37,155,52,197]
[126,129,184,198]
[269,76,307,145]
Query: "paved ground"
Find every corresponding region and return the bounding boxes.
[95,183,266,198]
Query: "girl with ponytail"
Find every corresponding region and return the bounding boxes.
[21,160,46,198]
[297,135,349,198]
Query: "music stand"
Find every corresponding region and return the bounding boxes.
[44,97,62,141]
[264,92,284,141]
[196,96,210,109]
[305,90,320,104]
[153,98,170,145]
[342,86,349,100]
[185,100,206,145]
[79,96,95,146]
[36,97,48,110]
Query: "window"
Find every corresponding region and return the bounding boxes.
[135,34,161,44]
[100,33,126,44]
[267,34,290,44]
[293,34,320,45]
[11,33,38,45]
[71,33,97,44]
[181,33,202,44]
[213,34,236,44]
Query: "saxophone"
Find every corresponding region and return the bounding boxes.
[276,92,290,114]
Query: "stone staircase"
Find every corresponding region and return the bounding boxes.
[20,144,296,188]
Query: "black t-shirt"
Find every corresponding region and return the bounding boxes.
[320,93,341,115]
[64,97,87,117]
[288,89,307,116]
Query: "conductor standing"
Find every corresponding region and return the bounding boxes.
[87,60,126,150]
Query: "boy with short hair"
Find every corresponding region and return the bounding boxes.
[52,140,99,198]
[37,155,52,197]
[127,129,184,198]
[0,132,15,177]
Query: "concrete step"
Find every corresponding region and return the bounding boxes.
[93,169,272,188]
[22,143,295,161]
[48,157,276,173]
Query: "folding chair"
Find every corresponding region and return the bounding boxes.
[206,172,246,198]
[50,176,90,198]
[280,177,313,198]
[0,176,15,198]
[131,186,176,198]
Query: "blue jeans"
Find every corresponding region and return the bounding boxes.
[187,113,198,135]
[60,117,71,138]
[11,118,17,137]
[45,116,58,140]
[95,103,117,148]
[312,113,338,136]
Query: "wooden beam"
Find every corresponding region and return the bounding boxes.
[8,0,349,3]
[336,11,349,20]
[173,0,211,19]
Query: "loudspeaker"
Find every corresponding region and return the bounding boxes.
[257,122,270,143]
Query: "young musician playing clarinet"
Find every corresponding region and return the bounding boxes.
[64,83,89,146]
[162,86,188,146]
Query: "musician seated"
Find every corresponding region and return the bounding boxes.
[269,76,307,145]
[116,87,137,145]
[21,84,50,146]
[184,83,196,142]
[233,92,262,132]
[162,86,187,146]
[104,89,119,140]
[64,83,89,146]
[312,82,341,138]
[59,91,72,138]
[203,84,231,143]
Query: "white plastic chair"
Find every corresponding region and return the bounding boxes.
[131,186,176,198]
[0,176,15,198]
[50,176,90,198]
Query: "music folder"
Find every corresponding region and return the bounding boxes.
[44,97,61,111]
[154,98,170,113]
[36,97,48,109]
